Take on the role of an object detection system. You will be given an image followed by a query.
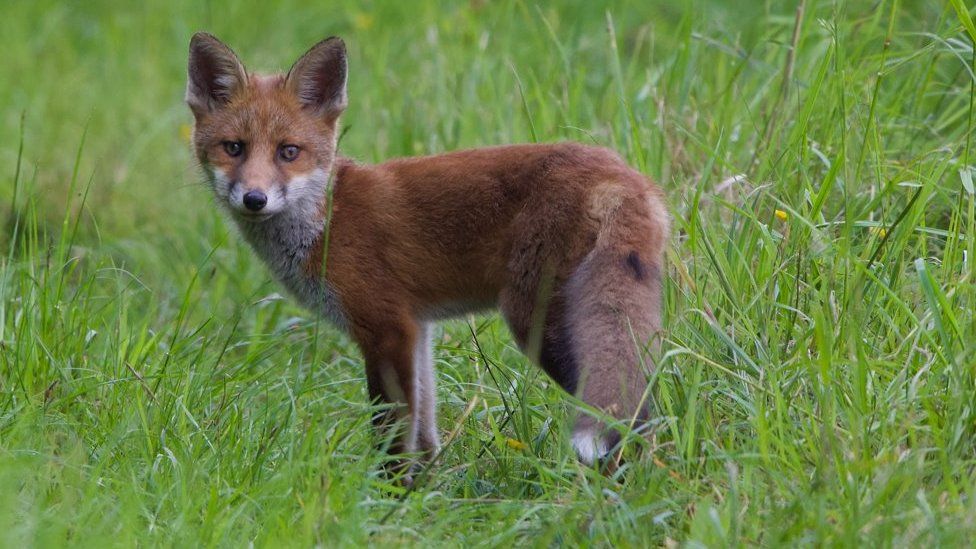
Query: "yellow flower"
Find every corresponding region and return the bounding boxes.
[505,437,528,451]
[179,123,193,144]
[352,12,374,31]
[869,226,888,238]
[774,209,788,221]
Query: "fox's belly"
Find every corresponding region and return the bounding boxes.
[417,297,497,321]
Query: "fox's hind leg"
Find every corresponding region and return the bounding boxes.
[501,198,666,466]
[500,287,581,395]
[502,261,659,466]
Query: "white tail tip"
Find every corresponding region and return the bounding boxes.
[571,427,609,465]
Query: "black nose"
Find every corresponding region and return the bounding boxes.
[242,191,267,211]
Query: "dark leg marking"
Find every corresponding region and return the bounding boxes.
[604,429,622,454]
[537,300,579,394]
[539,326,579,394]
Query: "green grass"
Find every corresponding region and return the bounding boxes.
[2,0,976,545]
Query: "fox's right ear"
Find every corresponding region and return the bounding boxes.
[186,33,247,117]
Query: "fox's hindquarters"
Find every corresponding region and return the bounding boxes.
[565,191,668,466]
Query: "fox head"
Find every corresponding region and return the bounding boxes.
[186,33,347,222]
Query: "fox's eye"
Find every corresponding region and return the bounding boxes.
[223,141,244,157]
[279,145,300,162]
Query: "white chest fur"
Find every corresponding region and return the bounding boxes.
[237,211,348,330]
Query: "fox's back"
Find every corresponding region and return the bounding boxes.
[327,142,662,315]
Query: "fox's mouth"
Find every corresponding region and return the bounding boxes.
[234,210,278,223]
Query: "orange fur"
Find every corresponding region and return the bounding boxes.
[187,33,669,469]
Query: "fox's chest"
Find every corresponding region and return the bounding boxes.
[239,219,348,330]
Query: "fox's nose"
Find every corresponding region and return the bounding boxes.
[242,190,267,211]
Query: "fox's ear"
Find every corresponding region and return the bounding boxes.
[286,37,348,120]
[186,32,247,116]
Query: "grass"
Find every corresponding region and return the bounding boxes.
[2,0,976,545]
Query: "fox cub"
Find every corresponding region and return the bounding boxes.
[186,33,669,467]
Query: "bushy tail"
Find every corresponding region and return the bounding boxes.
[564,204,665,465]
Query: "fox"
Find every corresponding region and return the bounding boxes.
[185,33,669,470]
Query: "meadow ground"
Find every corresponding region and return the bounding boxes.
[2,0,976,546]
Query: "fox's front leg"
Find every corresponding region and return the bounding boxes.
[413,322,440,458]
[353,313,439,465]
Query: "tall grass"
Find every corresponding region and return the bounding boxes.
[2,0,976,545]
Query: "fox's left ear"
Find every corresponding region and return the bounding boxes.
[286,37,348,121]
